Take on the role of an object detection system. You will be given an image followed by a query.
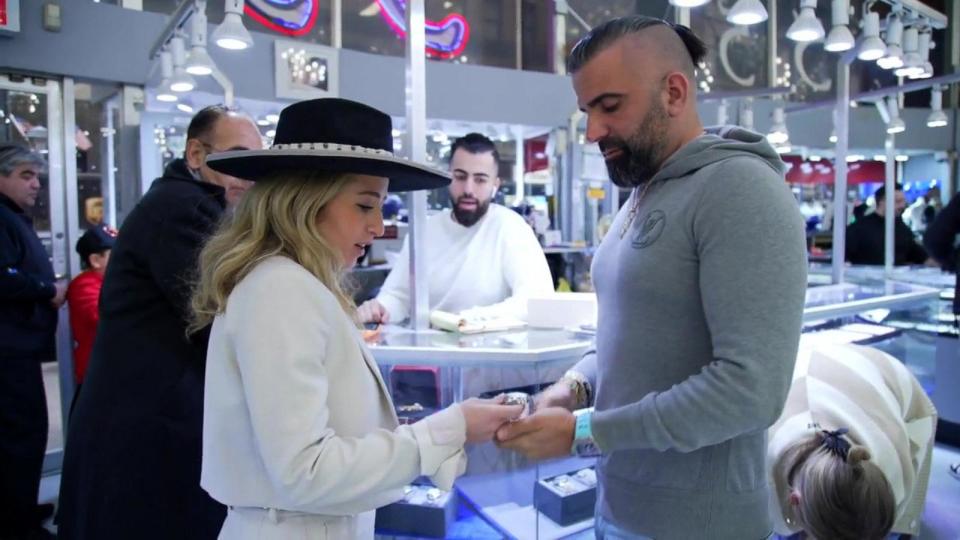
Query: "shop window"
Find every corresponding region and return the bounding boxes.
[342,0,517,68]
[141,0,333,45]
[561,0,670,60]
[520,0,552,73]
[689,1,770,93]
[0,89,51,232]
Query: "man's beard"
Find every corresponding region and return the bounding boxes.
[600,100,670,188]
[452,195,491,227]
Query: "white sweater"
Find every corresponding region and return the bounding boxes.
[377,204,554,322]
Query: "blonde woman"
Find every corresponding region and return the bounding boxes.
[768,343,937,540]
[190,98,522,539]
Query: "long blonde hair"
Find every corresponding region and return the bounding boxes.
[775,433,895,540]
[189,171,356,333]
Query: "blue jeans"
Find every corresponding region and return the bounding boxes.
[594,516,654,540]
[595,516,775,540]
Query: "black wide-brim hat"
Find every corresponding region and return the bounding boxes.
[205,98,450,192]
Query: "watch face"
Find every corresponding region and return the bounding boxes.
[573,440,600,457]
[402,485,448,506]
[503,391,532,420]
[574,468,597,487]
[549,474,579,495]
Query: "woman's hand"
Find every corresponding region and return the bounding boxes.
[357,299,390,324]
[459,395,524,444]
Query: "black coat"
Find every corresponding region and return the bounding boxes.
[925,192,960,314]
[845,212,928,266]
[0,193,57,358]
[58,160,228,539]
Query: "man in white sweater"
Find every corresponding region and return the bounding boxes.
[358,133,553,324]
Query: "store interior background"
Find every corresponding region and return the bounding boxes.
[1,0,960,538]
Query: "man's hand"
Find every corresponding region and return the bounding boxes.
[533,380,577,412]
[50,281,67,308]
[494,406,576,460]
[357,298,390,324]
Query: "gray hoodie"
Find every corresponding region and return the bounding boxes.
[574,126,807,539]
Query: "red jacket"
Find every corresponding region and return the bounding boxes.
[67,270,103,384]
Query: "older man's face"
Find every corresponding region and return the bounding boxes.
[0,163,42,210]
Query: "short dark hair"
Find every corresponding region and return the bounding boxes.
[449,132,500,168]
[874,183,903,202]
[0,143,46,177]
[186,104,233,143]
[566,16,707,77]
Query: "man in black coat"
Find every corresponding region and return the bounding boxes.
[926,191,960,314]
[0,144,64,539]
[845,183,928,266]
[57,106,262,539]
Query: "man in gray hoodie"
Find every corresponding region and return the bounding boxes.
[496,16,807,540]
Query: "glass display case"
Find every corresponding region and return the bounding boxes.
[369,327,595,538]
[809,266,960,447]
[367,279,943,538]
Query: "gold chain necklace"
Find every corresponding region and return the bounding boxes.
[619,180,656,239]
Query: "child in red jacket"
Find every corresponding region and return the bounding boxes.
[67,224,116,386]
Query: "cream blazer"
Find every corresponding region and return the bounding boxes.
[201,256,466,538]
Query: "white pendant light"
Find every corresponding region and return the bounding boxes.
[669,0,711,6]
[787,0,825,43]
[726,0,768,25]
[767,106,789,145]
[186,11,216,76]
[157,50,178,103]
[927,87,948,128]
[876,15,904,70]
[886,96,905,134]
[168,36,197,93]
[213,0,253,51]
[824,0,854,52]
[857,11,886,61]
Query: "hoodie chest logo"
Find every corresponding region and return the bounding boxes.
[632,210,666,249]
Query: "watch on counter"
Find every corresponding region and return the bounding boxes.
[570,407,601,457]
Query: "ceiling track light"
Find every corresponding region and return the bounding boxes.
[186,10,216,76]
[886,96,905,134]
[877,14,904,70]
[168,35,197,93]
[739,98,754,131]
[177,99,195,114]
[767,106,790,145]
[858,11,886,61]
[157,50,178,103]
[927,86,948,128]
[908,28,933,79]
[894,26,924,77]
[824,0,854,52]
[787,0,825,43]
[669,0,711,6]
[213,0,253,51]
[726,0,768,25]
